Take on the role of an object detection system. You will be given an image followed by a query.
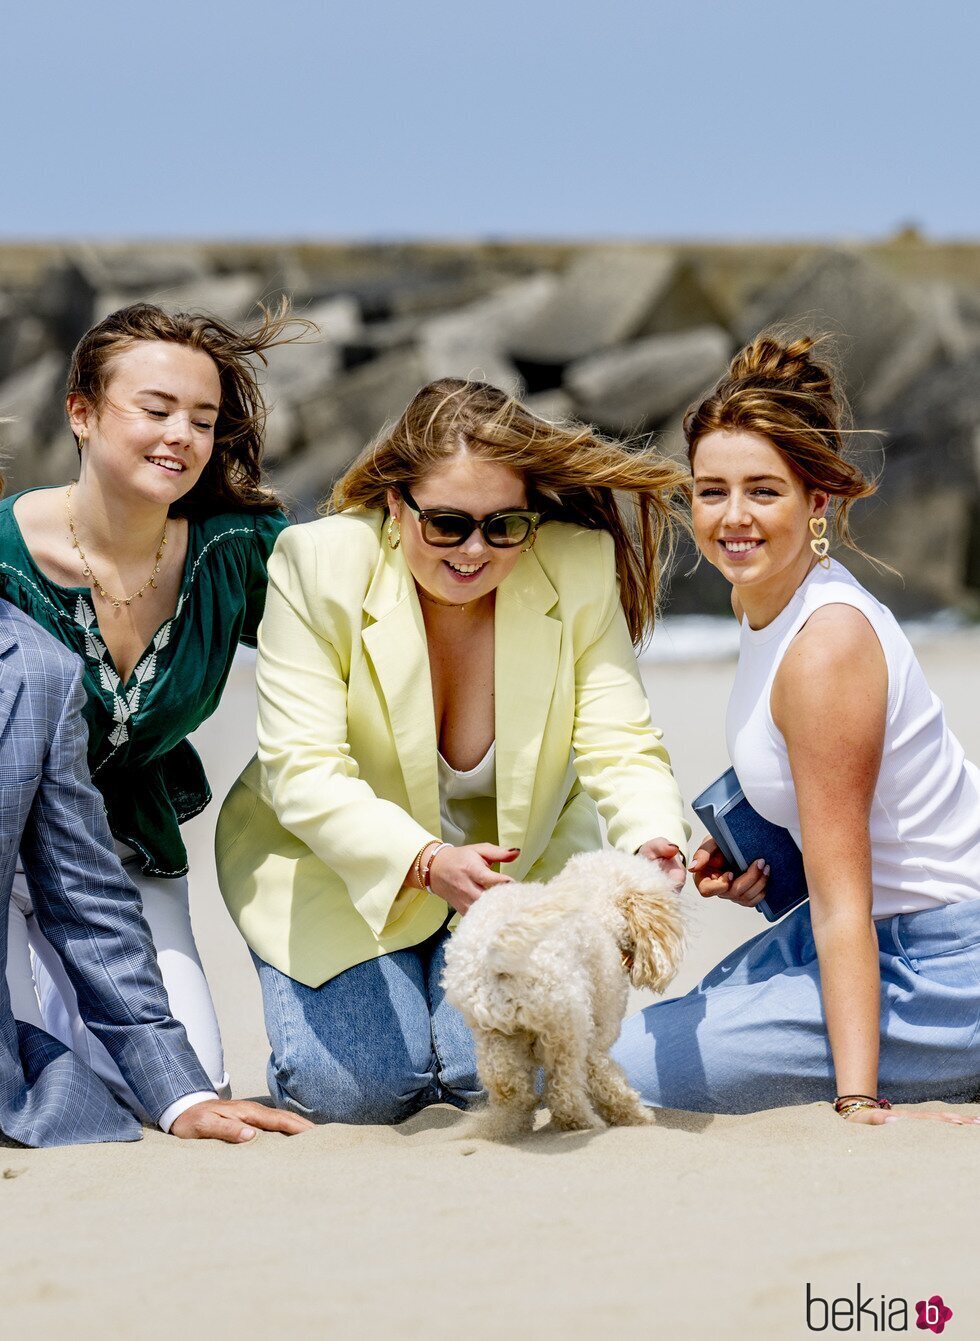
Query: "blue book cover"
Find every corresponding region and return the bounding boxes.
[692,768,808,922]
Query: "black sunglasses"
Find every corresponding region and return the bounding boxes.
[398,485,541,549]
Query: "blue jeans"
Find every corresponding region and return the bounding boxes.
[612,898,980,1112]
[251,925,483,1124]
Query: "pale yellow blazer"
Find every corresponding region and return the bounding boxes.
[216,511,689,987]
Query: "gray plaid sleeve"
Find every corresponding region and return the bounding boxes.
[19,658,213,1122]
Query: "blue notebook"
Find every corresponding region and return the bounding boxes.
[691,768,808,922]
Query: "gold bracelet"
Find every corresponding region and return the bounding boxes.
[834,1096,892,1118]
[413,843,435,889]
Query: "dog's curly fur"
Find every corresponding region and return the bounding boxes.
[442,849,685,1138]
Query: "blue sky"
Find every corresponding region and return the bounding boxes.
[2,1,976,240]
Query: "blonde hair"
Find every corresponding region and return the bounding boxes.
[684,333,884,565]
[67,300,313,516]
[330,377,688,645]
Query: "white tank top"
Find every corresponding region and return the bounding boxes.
[726,560,980,917]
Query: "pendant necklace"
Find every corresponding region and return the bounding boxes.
[66,483,168,609]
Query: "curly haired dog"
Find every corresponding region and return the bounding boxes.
[441,849,685,1138]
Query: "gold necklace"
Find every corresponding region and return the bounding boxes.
[66,484,168,608]
[417,586,472,613]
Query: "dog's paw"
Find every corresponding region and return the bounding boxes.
[616,1105,655,1127]
[548,1108,604,1133]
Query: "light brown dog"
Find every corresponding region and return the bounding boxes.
[442,849,685,1138]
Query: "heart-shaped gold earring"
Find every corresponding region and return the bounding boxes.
[808,515,830,568]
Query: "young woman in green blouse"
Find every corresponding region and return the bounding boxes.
[0,301,299,1109]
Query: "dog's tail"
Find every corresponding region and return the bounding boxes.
[483,884,589,975]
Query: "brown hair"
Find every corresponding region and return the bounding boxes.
[684,333,882,563]
[67,300,313,516]
[330,377,688,645]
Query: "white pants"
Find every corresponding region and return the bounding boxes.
[6,843,230,1117]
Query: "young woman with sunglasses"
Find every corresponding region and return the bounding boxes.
[216,377,690,1124]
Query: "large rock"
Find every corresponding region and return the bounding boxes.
[508,250,678,367]
[270,412,363,520]
[655,408,693,465]
[0,352,69,476]
[72,244,211,292]
[36,259,100,346]
[738,249,935,412]
[0,295,15,380]
[0,312,54,381]
[859,281,980,416]
[634,259,731,337]
[261,296,361,406]
[303,295,362,346]
[523,389,576,423]
[878,347,980,444]
[849,467,975,616]
[956,286,980,347]
[849,349,980,613]
[417,275,557,397]
[341,314,421,369]
[565,326,731,432]
[297,347,431,457]
[908,281,980,360]
[659,535,733,617]
[0,296,52,383]
[91,272,265,326]
[261,398,302,468]
[11,435,81,492]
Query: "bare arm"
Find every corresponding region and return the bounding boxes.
[772,605,886,1100]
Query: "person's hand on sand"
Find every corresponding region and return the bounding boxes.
[428,843,520,915]
[841,1105,980,1128]
[637,838,688,890]
[689,837,769,906]
[169,1099,314,1143]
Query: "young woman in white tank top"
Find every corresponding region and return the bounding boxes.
[613,334,980,1128]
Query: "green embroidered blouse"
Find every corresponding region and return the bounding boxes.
[0,491,288,877]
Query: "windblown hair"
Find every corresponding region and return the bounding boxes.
[684,333,882,564]
[66,300,313,516]
[329,377,688,645]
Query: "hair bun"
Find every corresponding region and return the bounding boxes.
[729,332,834,400]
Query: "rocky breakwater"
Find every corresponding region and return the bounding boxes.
[1,240,979,618]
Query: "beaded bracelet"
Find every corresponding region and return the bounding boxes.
[422,843,451,890]
[413,844,432,890]
[834,1095,892,1118]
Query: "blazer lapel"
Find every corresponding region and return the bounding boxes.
[361,546,442,836]
[494,551,561,854]
[0,624,22,743]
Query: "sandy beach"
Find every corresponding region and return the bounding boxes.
[3,632,979,1340]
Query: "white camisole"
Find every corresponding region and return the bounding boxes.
[726,560,980,918]
[437,742,498,848]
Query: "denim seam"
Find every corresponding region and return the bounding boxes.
[965,933,980,1055]
[265,961,295,1097]
[428,1017,448,1098]
[425,937,451,1100]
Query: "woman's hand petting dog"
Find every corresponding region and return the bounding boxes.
[689,837,770,907]
[636,838,688,891]
[428,843,520,915]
